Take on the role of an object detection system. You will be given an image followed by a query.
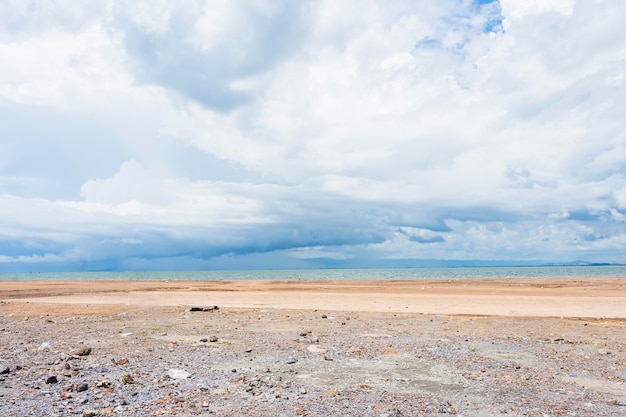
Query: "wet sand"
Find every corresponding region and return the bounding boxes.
[1,276,624,318]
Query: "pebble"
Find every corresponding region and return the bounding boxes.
[1,303,624,416]
[307,345,327,354]
[120,374,134,384]
[74,346,92,356]
[167,368,190,379]
[37,341,51,351]
[96,380,111,388]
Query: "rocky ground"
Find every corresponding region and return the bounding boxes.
[0,305,625,416]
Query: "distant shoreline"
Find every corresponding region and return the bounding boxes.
[2,264,626,281]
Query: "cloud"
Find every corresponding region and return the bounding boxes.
[115,0,309,112]
[1,0,626,270]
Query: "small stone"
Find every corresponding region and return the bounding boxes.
[114,358,129,365]
[307,345,327,354]
[167,368,190,380]
[0,367,9,374]
[82,410,99,417]
[189,307,204,312]
[321,314,328,319]
[120,374,134,384]
[45,375,58,384]
[74,346,92,357]
[76,382,88,392]
[299,387,307,395]
[209,336,218,343]
[96,380,111,388]
[202,400,210,408]
[38,341,51,351]
[200,338,208,343]
[286,357,297,364]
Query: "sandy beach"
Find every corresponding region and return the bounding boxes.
[1,276,624,318]
[1,277,625,416]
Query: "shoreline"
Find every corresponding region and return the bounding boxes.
[1,276,624,318]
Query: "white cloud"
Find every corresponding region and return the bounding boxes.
[500,0,575,21]
[1,0,626,270]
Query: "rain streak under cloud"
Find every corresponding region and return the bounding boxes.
[1,0,626,271]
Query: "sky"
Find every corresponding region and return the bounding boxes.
[1,0,626,272]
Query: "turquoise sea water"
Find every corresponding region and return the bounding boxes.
[1,265,625,281]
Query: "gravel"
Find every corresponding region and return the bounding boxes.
[0,307,624,416]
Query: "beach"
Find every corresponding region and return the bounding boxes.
[1,277,625,416]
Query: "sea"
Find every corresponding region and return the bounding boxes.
[1,265,625,281]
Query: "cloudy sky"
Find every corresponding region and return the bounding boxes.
[1,0,626,271]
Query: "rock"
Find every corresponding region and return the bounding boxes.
[0,366,9,374]
[45,375,58,384]
[96,380,111,388]
[200,338,208,343]
[82,409,99,417]
[286,357,297,364]
[76,382,88,392]
[114,358,129,365]
[307,345,327,354]
[74,346,92,357]
[167,368,190,379]
[209,336,218,343]
[190,306,219,312]
[37,341,51,351]
[120,374,134,384]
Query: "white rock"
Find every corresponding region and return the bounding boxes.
[307,345,327,354]
[167,368,190,379]
[37,341,51,352]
